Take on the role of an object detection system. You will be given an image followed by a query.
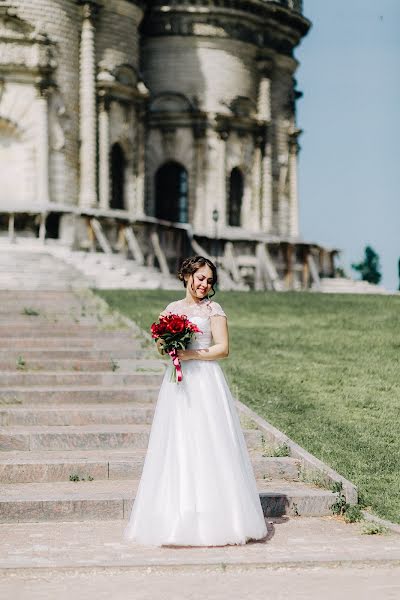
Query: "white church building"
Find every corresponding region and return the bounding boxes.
[0,0,337,290]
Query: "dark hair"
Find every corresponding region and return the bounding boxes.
[178,255,218,298]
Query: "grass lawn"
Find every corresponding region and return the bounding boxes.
[96,289,400,524]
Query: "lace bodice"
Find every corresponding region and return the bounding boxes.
[160,298,226,350]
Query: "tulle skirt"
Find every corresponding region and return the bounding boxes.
[123,359,268,546]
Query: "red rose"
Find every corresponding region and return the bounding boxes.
[166,317,185,334]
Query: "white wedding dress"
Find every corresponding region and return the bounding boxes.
[123,297,268,546]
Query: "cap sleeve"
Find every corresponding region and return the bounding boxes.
[159,301,176,317]
[209,300,227,318]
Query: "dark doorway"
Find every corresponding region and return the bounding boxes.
[227,167,244,226]
[110,143,125,210]
[45,212,61,239]
[155,161,188,223]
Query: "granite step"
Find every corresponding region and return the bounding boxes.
[0,325,130,337]
[0,304,86,320]
[0,479,337,522]
[0,386,159,404]
[0,349,150,360]
[0,358,164,372]
[0,293,84,302]
[0,300,83,307]
[0,371,164,387]
[0,425,263,452]
[0,337,144,349]
[0,450,301,483]
[0,317,110,326]
[0,403,157,426]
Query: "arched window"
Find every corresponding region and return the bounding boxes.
[227,167,244,226]
[110,143,125,210]
[155,161,188,223]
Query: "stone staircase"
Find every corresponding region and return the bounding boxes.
[0,288,340,525]
[314,277,393,295]
[50,246,183,290]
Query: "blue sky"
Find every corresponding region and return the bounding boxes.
[295,0,400,290]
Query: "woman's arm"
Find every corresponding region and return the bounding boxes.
[177,316,229,361]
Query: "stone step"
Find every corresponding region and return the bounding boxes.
[0,348,150,360]
[0,291,80,299]
[0,450,301,483]
[0,479,337,522]
[0,306,85,316]
[0,325,128,336]
[0,358,165,372]
[0,303,85,312]
[0,319,108,328]
[0,386,159,405]
[0,371,164,387]
[0,337,143,349]
[0,403,156,426]
[0,425,262,452]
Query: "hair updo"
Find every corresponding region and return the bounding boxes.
[178,256,218,298]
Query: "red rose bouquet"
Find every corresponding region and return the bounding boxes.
[150,313,202,382]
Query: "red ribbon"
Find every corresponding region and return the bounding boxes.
[168,348,183,382]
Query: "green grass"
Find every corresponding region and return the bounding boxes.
[95,289,400,524]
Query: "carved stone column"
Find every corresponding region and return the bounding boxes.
[251,137,263,231]
[206,129,227,233]
[78,1,98,208]
[193,127,206,231]
[257,76,271,122]
[36,83,50,207]
[98,95,110,210]
[288,133,300,238]
[135,113,146,218]
[257,59,273,233]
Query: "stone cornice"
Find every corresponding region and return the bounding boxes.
[146,109,270,146]
[141,1,310,54]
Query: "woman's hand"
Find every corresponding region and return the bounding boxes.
[156,338,165,355]
[176,349,193,361]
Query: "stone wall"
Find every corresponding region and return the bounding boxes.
[141,0,310,238]
[3,0,81,206]
[0,0,309,247]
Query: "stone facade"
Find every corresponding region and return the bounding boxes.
[0,0,337,289]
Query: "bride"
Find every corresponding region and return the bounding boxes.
[123,255,268,547]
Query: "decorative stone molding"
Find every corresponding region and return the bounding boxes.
[288,127,302,154]
[77,0,99,23]
[49,91,70,152]
[97,63,148,107]
[141,1,310,53]
[0,8,56,74]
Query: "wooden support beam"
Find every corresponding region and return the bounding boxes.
[307,252,321,290]
[90,218,112,254]
[223,242,241,283]
[284,243,294,290]
[302,246,310,289]
[150,230,169,276]
[256,242,283,291]
[124,226,145,266]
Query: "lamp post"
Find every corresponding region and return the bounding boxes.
[212,208,219,265]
